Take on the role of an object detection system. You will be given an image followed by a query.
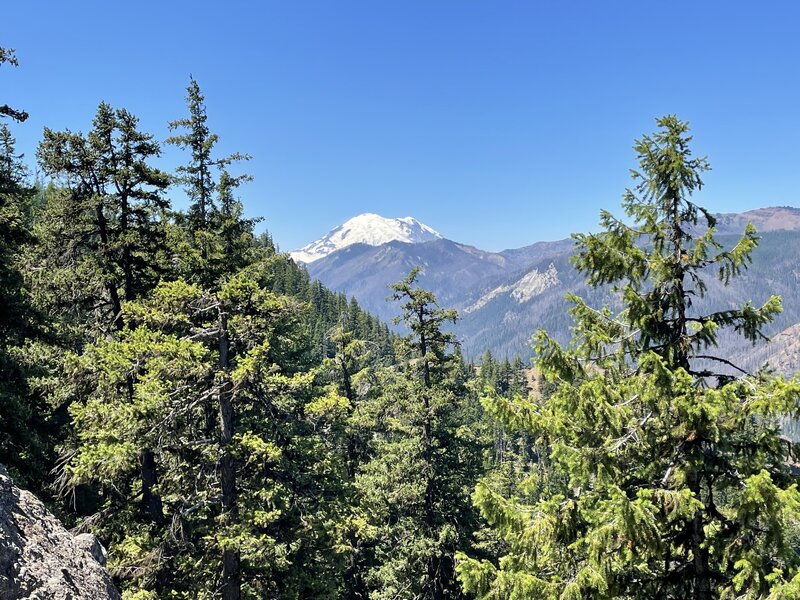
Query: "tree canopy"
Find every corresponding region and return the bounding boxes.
[457,116,800,600]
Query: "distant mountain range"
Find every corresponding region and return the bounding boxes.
[291,207,800,374]
[289,213,442,263]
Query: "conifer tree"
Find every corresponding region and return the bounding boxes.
[65,261,363,598]
[35,103,171,333]
[167,78,255,284]
[315,324,381,599]
[0,122,50,489]
[354,269,486,599]
[0,49,64,496]
[458,116,800,599]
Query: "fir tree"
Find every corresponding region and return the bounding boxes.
[167,78,255,284]
[35,102,171,333]
[458,116,800,599]
[354,269,486,599]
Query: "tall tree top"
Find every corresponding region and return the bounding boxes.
[0,47,27,123]
[390,267,458,387]
[567,115,780,381]
[167,77,250,230]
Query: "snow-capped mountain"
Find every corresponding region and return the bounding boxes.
[290,213,442,263]
[293,206,800,364]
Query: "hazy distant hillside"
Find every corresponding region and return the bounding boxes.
[497,238,575,270]
[733,322,800,376]
[463,230,800,365]
[304,238,515,320]
[712,206,800,235]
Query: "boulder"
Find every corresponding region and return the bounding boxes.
[0,464,120,599]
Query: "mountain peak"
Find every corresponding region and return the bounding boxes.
[290,213,442,263]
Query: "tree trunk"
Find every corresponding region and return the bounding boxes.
[217,308,240,600]
[94,203,124,330]
[140,449,163,523]
[691,511,712,599]
[119,190,135,303]
[688,470,711,600]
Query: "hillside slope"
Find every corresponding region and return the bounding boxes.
[296,208,800,365]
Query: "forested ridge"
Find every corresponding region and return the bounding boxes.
[3,48,800,599]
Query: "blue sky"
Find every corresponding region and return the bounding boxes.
[3,1,800,251]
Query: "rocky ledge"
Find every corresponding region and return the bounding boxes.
[0,464,120,599]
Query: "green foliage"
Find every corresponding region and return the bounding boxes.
[65,273,334,597]
[0,52,53,492]
[17,44,800,600]
[459,116,800,599]
[167,78,256,285]
[35,102,171,332]
[568,115,780,380]
[0,121,52,490]
[16,80,401,599]
[351,270,488,599]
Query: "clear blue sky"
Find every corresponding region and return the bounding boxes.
[4,1,800,251]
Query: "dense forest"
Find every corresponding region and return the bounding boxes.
[3,47,800,599]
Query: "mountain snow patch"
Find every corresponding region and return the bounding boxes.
[290,213,442,263]
[465,263,559,313]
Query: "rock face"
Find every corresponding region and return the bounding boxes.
[0,464,120,600]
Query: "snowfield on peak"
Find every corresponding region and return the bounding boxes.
[290,213,442,263]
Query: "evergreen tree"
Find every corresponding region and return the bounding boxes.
[458,116,800,599]
[0,122,50,489]
[167,78,255,284]
[0,50,55,492]
[0,125,33,344]
[35,102,171,333]
[354,269,486,599]
[479,350,497,389]
[65,261,366,598]
[316,324,382,599]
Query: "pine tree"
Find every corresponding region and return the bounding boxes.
[458,116,800,599]
[354,269,486,599]
[167,78,254,284]
[35,102,171,333]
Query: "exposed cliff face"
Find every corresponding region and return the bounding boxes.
[0,465,120,600]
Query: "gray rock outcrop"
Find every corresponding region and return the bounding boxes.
[0,464,120,600]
